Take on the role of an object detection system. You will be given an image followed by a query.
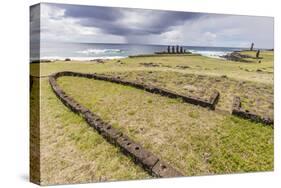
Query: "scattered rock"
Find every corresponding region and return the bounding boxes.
[176,65,190,69]
[221,52,253,62]
[140,62,160,67]
[215,78,221,82]
[116,59,124,64]
[96,59,105,64]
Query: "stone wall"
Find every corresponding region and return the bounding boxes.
[48,71,272,179]
[51,71,219,110]
[49,71,183,178]
[232,96,273,127]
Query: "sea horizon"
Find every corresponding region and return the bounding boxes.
[36,41,270,61]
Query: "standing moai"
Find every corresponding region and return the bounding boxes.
[180,47,183,53]
[171,46,175,53]
[167,46,170,53]
[256,49,260,58]
[250,42,254,51]
[176,45,179,53]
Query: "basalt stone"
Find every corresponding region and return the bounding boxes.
[116,135,159,171]
[149,86,161,93]
[49,70,273,179]
[141,153,159,172]
[158,88,177,98]
[78,106,90,114]
[263,117,274,125]
[100,125,123,145]
[65,100,78,111]
[116,135,135,155]
[231,96,273,126]
[53,71,219,110]
[130,144,159,172]
[209,91,220,109]
[94,120,107,133]
[85,73,93,78]
[49,77,56,83]
[182,95,210,108]
[83,111,96,122]
[49,71,188,177]
[221,52,253,62]
[232,96,241,110]
[152,160,183,178]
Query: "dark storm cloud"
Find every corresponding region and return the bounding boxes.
[40,3,273,48]
[30,4,41,60]
[57,4,122,22]
[30,5,41,41]
[51,3,203,36]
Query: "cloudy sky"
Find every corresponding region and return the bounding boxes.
[31,3,274,48]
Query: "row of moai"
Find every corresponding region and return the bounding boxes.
[167,45,187,54]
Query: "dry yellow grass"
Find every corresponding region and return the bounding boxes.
[103,70,273,118]
[35,78,149,185]
[30,50,274,184]
[57,76,273,176]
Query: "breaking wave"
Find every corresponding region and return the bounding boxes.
[40,56,126,61]
[189,50,230,59]
[76,48,124,55]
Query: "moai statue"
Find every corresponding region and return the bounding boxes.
[171,46,175,53]
[184,49,186,53]
[180,46,183,53]
[167,46,170,53]
[250,42,254,51]
[256,49,260,58]
[176,45,179,53]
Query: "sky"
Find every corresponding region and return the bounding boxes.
[31,3,274,48]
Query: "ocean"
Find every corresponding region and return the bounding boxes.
[37,42,248,61]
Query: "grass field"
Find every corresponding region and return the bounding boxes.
[30,50,274,184]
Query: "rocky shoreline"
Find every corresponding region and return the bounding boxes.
[220,50,263,62]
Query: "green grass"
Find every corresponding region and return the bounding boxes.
[31,51,273,84]
[103,70,273,118]
[34,78,149,185]
[208,116,273,173]
[56,76,273,176]
[30,50,274,184]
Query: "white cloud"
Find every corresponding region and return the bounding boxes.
[147,15,273,48]
[38,4,274,48]
[40,4,125,43]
